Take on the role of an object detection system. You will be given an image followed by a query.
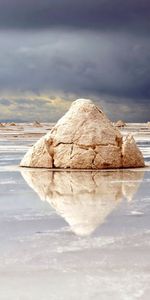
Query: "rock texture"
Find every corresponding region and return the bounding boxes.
[33,121,42,127]
[20,99,145,169]
[21,136,53,168]
[21,169,144,236]
[115,120,126,127]
[122,135,145,168]
[9,122,16,126]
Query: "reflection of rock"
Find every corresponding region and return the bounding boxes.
[21,169,144,236]
[20,99,144,169]
[122,170,144,202]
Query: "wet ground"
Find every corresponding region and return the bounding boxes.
[0,123,150,300]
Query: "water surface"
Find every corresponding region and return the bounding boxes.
[0,123,150,300]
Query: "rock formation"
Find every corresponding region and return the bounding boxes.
[21,168,144,236]
[33,121,42,127]
[20,99,145,169]
[122,135,144,168]
[115,120,126,128]
[9,122,16,126]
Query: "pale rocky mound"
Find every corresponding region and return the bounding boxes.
[33,121,42,127]
[9,122,16,126]
[147,122,150,127]
[21,169,144,236]
[122,135,144,168]
[0,122,4,127]
[115,120,126,127]
[20,99,145,169]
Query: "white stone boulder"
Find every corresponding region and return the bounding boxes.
[20,99,145,169]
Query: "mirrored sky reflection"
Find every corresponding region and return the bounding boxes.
[0,0,150,122]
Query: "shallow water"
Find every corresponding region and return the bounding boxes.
[0,123,150,300]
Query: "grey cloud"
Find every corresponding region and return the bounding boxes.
[0,97,67,122]
[0,99,11,105]
[0,30,150,103]
[0,0,149,34]
[14,98,51,106]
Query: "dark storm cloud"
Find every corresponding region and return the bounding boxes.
[0,1,149,121]
[0,31,150,103]
[0,0,149,34]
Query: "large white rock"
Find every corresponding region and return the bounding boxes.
[20,99,145,169]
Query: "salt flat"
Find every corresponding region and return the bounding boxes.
[0,123,150,300]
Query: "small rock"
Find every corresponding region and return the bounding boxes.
[9,122,16,126]
[122,135,145,168]
[33,121,42,127]
[115,120,126,128]
[20,136,53,168]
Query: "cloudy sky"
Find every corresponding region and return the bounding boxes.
[0,0,150,122]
